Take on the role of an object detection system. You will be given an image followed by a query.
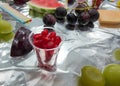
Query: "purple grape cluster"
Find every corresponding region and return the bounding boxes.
[42,2,99,31]
[68,2,99,31]
[54,2,99,31]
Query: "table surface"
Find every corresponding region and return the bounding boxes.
[0,1,120,86]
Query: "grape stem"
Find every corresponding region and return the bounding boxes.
[70,9,74,13]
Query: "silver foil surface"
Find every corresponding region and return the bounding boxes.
[0,1,120,86]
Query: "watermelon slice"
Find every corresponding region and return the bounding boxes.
[27,0,67,17]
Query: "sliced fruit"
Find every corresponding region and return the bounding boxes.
[113,48,120,61]
[10,27,33,57]
[30,0,65,8]
[0,20,13,34]
[27,0,67,17]
[103,64,120,86]
[81,65,105,86]
[0,32,14,42]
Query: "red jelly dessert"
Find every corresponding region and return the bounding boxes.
[33,29,61,49]
[31,29,62,71]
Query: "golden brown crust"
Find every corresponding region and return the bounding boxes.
[98,10,120,28]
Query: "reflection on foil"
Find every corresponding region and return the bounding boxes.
[0,1,120,86]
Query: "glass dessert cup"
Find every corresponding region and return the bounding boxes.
[29,30,63,72]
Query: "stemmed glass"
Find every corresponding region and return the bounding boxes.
[29,26,63,72]
[28,26,64,85]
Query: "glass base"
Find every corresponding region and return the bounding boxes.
[35,69,56,86]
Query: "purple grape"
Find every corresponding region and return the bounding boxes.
[14,0,29,5]
[75,3,87,15]
[68,0,75,5]
[77,24,90,31]
[78,11,90,25]
[66,24,76,30]
[66,13,77,25]
[88,8,99,22]
[56,17,65,23]
[87,21,94,28]
[43,14,56,27]
[55,7,67,18]
[44,27,54,32]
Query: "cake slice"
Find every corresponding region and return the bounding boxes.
[98,10,120,28]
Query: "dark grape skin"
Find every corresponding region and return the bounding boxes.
[88,8,99,22]
[56,17,65,23]
[66,24,76,30]
[43,14,56,27]
[75,3,87,16]
[10,27,33,57]
[55,7,67,18]
[66,13,77,25]
[77,24,90,31]
[87,21,94,28]
[44,28,54,32]
[78,11,90,25]
[14,0,29,5]
[68,0,75,5]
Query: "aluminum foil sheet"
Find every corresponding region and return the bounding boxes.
[0,1,120,86]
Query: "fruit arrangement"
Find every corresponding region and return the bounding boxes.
[78,64,120,86]
[0,17,14,42]
[10,27,33,57]
[27,0,66,17]
[67,2,99,31]
[42,1,99,31]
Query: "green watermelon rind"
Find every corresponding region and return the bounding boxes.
[27,1,59,13]
[29,9,45,18]
[27,1,67,17]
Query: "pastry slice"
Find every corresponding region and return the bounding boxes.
[98,10,120,28]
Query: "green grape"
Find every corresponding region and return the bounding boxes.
[0,13,2,20]
[0,32,14,42]
[103,64,120,86]
[113,48,120,61]
[0,20,13,34]
[81,66,105,86]
[77,76,83,86]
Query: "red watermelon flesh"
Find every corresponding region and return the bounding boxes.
[30,0,64,8]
